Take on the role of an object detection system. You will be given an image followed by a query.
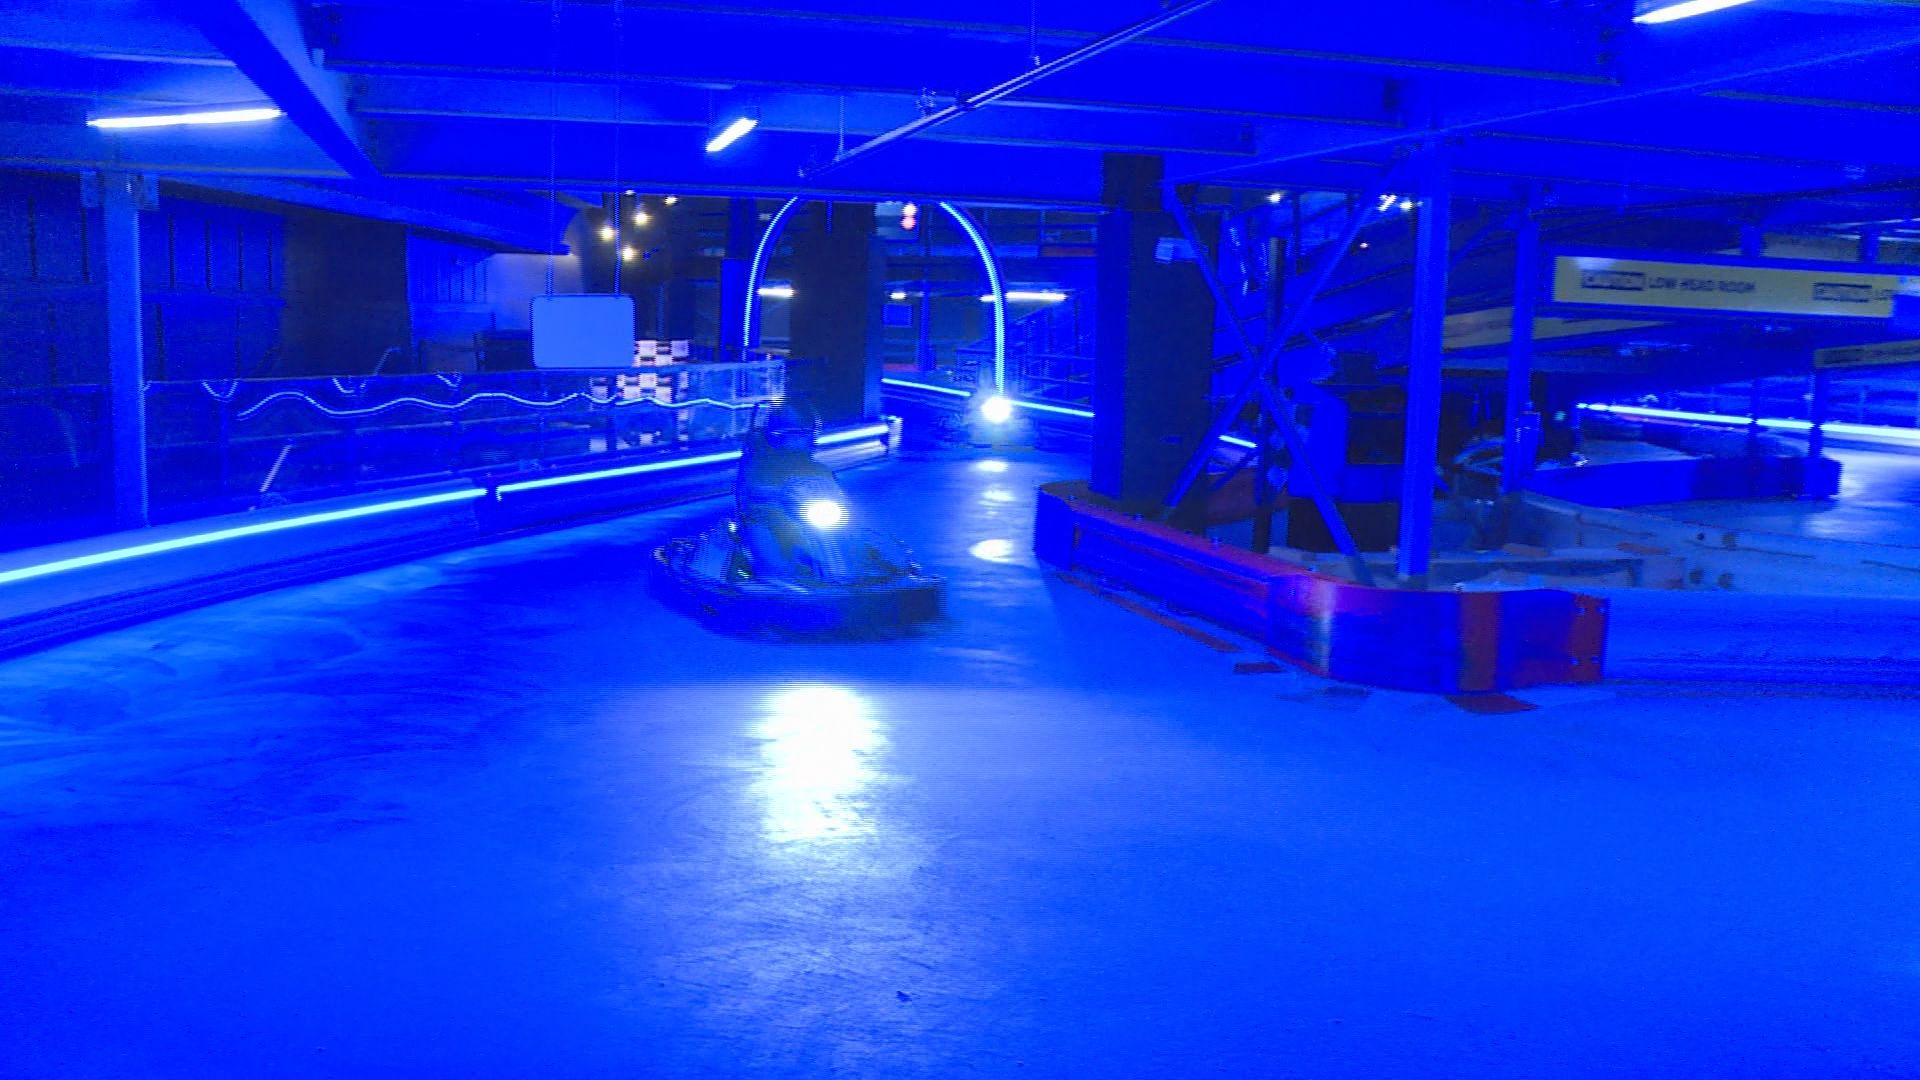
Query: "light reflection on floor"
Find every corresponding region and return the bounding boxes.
[752,684,883,845]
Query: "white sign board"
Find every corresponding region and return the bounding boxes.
[531,294,635,369]
[1551,254,1920,319]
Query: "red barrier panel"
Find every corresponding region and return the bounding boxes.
[1036,482,1607,693]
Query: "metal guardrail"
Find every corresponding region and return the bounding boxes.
[0,362,788,553]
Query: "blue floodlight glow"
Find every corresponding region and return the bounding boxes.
[1633,0,1758,23]
[1580,402,1920,445]
[880,377,970,398]
[815,422,892,447]
[495,450,745,494]
[1011,399,1095,419]
[705,115,759,154]
[0,489,483,588]
[981,290,1067,303]
[980,395,1015,424]
[88,106,282,130]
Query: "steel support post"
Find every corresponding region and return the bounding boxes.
[1395,159,1451,586]
[99,171,152,530]
[1807,366,1829,463]
[1503,191,1540,496]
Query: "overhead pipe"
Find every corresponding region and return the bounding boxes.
[799,0,1224,179]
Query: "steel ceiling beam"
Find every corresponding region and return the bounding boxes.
[180,0,379,179]
[1180,16,1920,185]
[348,74,1268,159]
[801,0,1226,178]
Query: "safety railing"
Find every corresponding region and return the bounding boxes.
[0,360,787,554]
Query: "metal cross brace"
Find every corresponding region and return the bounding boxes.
[1162,186,1383,585]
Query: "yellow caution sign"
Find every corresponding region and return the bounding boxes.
[1552,254,1920,319]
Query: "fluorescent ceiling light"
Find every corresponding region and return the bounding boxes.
[757,284,793,299]
[705,114,759,154]
[1633,0,1758,23]
[88,105,283,130]
[982,290,1067,303]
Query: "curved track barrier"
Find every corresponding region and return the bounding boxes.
[1035,481,1608,693]
[0,421,896,658]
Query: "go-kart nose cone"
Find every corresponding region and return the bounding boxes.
[802,498,847,529]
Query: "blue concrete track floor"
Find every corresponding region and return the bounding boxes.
[1643,446,1920,547]
[3,450,1918,1078]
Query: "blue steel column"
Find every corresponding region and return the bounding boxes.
[1092,155,1215,506]
[1502,191,1540,495]
[1396,159,1451,586]
[101,171,151,530]
[1806,365,1829,462]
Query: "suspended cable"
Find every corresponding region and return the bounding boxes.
[544,0,561,296]
[611,0,624,295]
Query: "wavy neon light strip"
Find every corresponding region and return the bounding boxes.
[235,389,759,422]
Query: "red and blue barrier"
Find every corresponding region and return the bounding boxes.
[1035,481,1608,693]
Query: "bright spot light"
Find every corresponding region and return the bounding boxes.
[889,290,907,301]
[982,487,1017,504]
[969,538,1017,563]
[983,290,1068,303]
[1358,241,1370,250]
[705,114,759,154]
[620,245,637,262]
[801,498,846,529]
[663,194,679,205]
[980,395,1014,424]
[632,209,651,226]
[598,224,617,241]
[1267,191,1285,204]
[1377,193,1399,212]
[975,459,1009,474]
[88,106,283,130]
[1634,0,1758,22]
[757,285,794,299]
[1398,198,1415,212]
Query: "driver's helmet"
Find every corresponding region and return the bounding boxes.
[761,399,820,452]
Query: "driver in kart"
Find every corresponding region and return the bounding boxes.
[735,399,849,584]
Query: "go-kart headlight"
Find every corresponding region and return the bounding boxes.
[801,498,847,529]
